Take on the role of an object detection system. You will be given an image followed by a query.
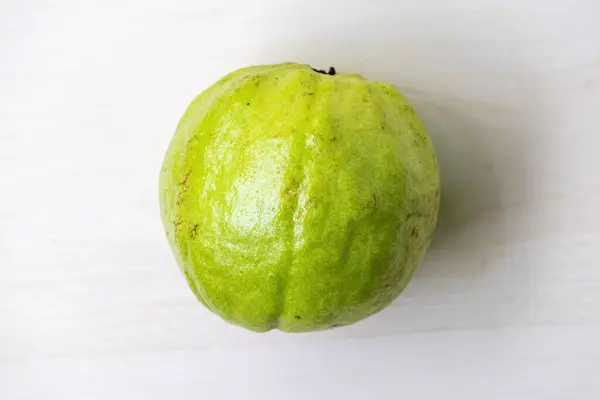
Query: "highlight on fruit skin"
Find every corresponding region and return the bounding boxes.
[159,62,440,332]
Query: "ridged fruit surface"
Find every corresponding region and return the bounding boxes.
[159,63,439,332]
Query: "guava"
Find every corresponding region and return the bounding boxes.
[159,62,439,332]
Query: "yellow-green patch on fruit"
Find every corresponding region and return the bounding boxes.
[159,63,439,332]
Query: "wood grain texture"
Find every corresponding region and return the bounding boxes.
[1,0,599,399]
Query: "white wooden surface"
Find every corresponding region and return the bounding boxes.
[2,1,600,398]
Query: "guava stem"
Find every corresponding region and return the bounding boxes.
[311,66,337,76]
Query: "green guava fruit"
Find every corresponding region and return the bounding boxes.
[159,62,440,332]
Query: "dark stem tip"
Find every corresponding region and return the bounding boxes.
[311,66,337,76]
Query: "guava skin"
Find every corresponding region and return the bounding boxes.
[159,63,440,332]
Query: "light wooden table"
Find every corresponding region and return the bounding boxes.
[2,1,599,399]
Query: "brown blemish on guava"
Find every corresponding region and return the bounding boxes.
[176,170,193,205]
[402,104,413,113]
[179,170,192,188]
[190,223,199,239]
[405,212,423,221]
